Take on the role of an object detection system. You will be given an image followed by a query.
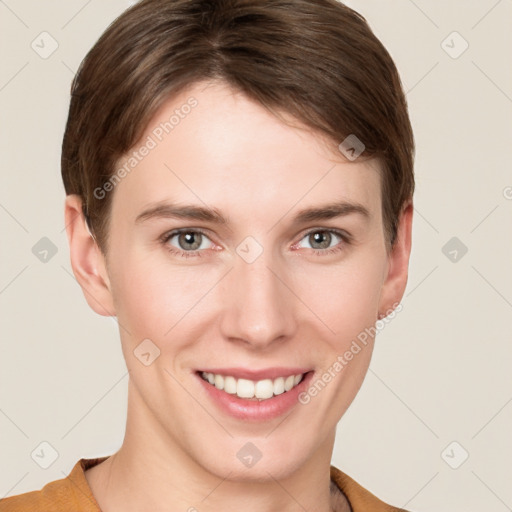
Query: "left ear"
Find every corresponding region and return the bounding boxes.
[378,200,413,318]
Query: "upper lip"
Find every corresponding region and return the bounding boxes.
[196,367,312,381]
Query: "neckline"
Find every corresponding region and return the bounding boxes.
[73,457,353,511]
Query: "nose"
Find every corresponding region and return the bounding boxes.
[219,248,297,350]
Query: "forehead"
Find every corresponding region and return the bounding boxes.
[109,81,382,226]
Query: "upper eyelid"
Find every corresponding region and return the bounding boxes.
[161,227,211,239]
[301,227,349,239]
[161,227,215,245]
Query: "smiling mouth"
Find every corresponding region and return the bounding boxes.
[198,371,307,401]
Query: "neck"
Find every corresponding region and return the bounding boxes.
[85,383,350,512]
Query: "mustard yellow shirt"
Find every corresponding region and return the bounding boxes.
[0,457,411,511]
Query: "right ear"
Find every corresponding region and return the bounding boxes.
[64,195,116,317]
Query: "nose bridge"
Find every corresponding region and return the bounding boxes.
[220,240,296,347]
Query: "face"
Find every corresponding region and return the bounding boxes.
[68,80,411,482]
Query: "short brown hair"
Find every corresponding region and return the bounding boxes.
[61,0,414,254]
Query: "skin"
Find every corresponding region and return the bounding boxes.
[65,80,413,512]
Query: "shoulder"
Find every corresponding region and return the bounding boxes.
[0,474,75,512]
[330,465,412,512]
[0,457,108,512]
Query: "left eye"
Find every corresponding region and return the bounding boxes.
[294,229,346,252]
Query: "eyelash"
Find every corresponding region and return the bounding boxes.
[159,228,351,259]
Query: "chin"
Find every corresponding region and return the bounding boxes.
[189,433,317,483]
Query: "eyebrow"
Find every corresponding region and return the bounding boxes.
[135,199,370,227]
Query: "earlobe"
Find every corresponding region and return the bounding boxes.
[377,201,413,318]
[64,195,116,317]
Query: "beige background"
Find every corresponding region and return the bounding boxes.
[1,1,511,510]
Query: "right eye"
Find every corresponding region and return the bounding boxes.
[160,229,215,258]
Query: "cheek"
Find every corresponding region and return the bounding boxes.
[108,254,220,347]
[292,257,385,425]
[301,254,386,349]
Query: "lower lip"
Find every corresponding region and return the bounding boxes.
[196,372,314,421]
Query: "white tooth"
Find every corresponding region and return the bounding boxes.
[255,379,274,399]
[273,377,285,395]
[214,374,224,390]
[237,378,255,398]
[284,375,295,391]
[294,374,302,386]
[207,372,215,385]
[224,376,237,394]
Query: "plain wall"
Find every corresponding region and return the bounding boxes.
[0,1,511,510]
